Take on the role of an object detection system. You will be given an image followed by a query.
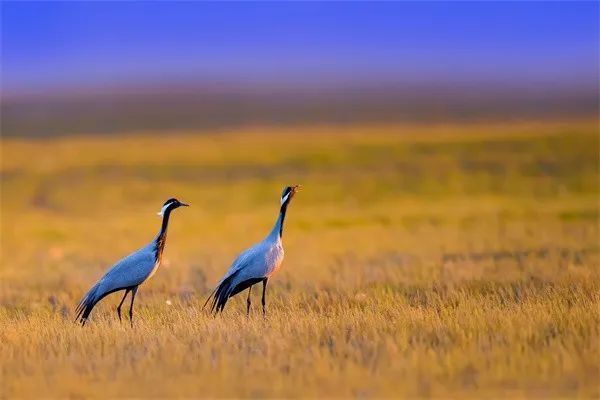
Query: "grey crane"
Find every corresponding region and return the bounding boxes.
[204,185,300,316]
[75,198,188,326]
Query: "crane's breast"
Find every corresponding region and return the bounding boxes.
[146,260,160,281]
[265,242,285,277]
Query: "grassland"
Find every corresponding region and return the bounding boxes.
[1,120,598,398]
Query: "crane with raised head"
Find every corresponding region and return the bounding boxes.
[204,185,300,316]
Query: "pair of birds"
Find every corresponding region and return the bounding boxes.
[75,185,301,326]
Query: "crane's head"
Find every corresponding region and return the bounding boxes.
[280,185,301,207]
[157,198,189,217]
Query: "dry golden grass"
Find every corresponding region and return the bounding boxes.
[1,120,599,398]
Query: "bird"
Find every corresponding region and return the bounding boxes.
[74,198,189,326]
[204,185,300,316]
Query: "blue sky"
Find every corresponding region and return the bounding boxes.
[1,2,598,93]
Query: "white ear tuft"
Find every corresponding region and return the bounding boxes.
[280,193,290,206]
[157,203,170,217]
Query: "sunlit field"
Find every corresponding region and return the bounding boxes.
[1,120,598,398]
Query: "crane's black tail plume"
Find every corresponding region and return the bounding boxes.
[203,272,264,315]
[74,283,101,326]
[203,271,241,314]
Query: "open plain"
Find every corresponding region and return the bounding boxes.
[1,120,598,398]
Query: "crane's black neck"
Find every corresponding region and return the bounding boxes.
[270,201,290,239]
[280,202,290,237]
[154,209,172,261]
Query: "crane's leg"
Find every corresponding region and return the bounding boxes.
[129,286,138,328]
[116,289,130,323]
[246,285,252,316]
[261,278,268,318]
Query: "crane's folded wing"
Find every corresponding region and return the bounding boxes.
[96,244,157,294]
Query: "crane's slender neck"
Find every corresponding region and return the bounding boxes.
[269,202,289,240]
[154,209,172,261]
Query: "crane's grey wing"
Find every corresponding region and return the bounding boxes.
[204,244,269,313]
[202,246,255,309]
[100,244,157,290]
[75,244,155,323]
[215,245,259,285]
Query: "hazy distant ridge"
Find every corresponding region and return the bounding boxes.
[2,83,597,136]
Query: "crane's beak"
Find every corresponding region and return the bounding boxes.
[180,203,189,207]
[292,185,302,193]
